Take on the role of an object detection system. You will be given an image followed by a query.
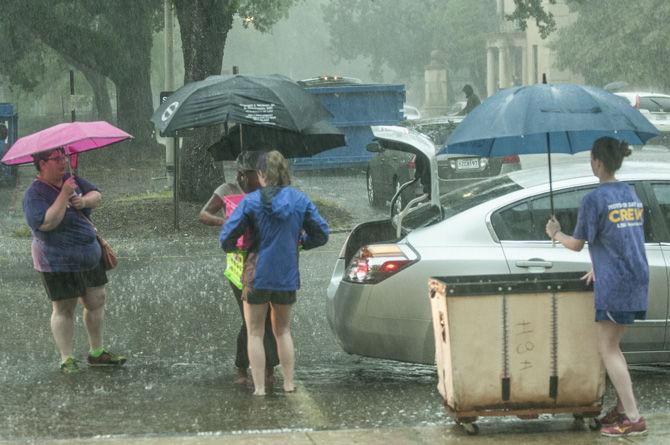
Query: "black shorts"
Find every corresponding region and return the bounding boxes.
[40,262,108,301]
[244,288,296,305]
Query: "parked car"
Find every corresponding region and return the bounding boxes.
[365,118,521,212]
[329,125,670,365]
[615,91,670,132]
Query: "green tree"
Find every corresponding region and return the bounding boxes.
[505,0,558,38]
[0,15,111,130]
[551,0,670,90]
[2,0,162,155]
[172,0,299,202]
[322,0,497,97]
[2,0,301,200]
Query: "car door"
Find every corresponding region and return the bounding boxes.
[491,183,668,352]
[645,182,670,349]
[370,126,442,212]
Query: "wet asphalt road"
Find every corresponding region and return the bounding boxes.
[2,162,670,441]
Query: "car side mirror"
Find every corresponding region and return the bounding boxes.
[366,142,384,153]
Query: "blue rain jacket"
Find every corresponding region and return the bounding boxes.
[220,186,329,291]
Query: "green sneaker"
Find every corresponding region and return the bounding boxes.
[60,357,80,374]
[87,350,127,367]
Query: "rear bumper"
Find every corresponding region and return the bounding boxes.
[327,258,434,364]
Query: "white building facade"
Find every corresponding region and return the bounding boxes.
[485,0,582,96]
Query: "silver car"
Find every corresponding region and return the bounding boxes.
[327,126,670,365]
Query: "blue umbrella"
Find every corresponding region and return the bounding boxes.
[440,83,659,213]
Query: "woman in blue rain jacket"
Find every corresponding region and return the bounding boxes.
[220,150,328,396]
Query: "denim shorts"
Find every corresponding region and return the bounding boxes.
[595,309,646,325]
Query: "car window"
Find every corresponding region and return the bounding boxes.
[491,201,531,240]
[493,182,655,242]
[492,187,595,241]
[442,176,522,218]
[400,175,522,232]
[650,183,670,242]
[640,96,670,112]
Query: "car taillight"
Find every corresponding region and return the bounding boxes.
[343,244,418,284]
[502,154,520,164]
[635,95,640,109]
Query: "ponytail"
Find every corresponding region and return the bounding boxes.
[591,137,631,173]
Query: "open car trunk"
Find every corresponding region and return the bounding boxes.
[342,219,399,265]
[342,126,443,264]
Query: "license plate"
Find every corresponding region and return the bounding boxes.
[456,158,480,170]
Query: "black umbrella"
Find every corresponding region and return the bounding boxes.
[206,120,345,161]
[152,73,334,135]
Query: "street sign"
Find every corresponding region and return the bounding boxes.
[160,91,174,104]
[158,91,175,138]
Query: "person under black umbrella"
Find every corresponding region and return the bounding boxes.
[199,149,279,384]
[220,151,329,396]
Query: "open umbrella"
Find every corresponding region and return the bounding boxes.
[440,82,659,213]
[1,121,133,166]
[207,120,346,161]
[150,74,344,158]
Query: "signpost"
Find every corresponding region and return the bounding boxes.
[160,90,179,231]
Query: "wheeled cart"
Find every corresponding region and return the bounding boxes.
[428,272,605,435]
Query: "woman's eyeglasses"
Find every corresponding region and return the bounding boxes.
[46,156,67,163]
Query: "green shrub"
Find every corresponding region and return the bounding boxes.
[12,226,31,238]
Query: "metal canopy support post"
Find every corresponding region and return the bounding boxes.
[173,136,179,231]
[164,0,175,188]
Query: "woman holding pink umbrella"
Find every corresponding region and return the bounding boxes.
[2,121,133,374]
[23,147,126,373]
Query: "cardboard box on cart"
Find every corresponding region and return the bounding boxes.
[428,272,605,434]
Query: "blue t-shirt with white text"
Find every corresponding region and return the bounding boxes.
[573,181,648,312]
[23,174,101,272]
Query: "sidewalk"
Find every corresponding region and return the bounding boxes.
[3,412,669,445]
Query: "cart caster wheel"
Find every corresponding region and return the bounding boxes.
[462,423,479,435]
[573,413,600,430]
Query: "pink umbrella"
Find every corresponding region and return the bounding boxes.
[0,121,133,166]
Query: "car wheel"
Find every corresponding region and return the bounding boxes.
[392,177,404,214]
[367,169,382,207]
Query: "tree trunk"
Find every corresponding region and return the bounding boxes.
[112,62,161,161]
[179,126,225,202]
[174,0,235,202]
[81,68,114,122]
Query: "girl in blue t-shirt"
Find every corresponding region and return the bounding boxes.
[545,137,648,437]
